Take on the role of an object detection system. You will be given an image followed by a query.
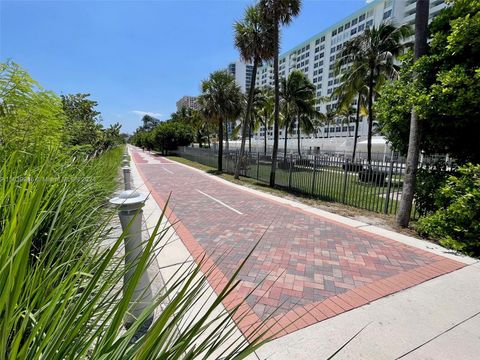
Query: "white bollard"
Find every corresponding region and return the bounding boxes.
[122,166,131,190]
[110,190,154,332]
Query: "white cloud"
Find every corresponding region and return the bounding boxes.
[132,110,162,118]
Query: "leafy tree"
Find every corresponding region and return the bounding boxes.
[397,0,431,228]
[198,70,244,172]
[61,93,104,149]
[141,114,160,131]
[0,61,65,152]
[172,107,213,148]
[259,0,301,187]
[150,121,194,155]
[233,4,274,179]
[376,0,480,164]
[336,24,411,164]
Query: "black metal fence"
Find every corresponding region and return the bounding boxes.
[176,147,448,217]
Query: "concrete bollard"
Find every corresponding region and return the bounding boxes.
[110,190,154,332]
[122,166,132,190]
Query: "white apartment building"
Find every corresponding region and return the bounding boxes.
[176,96,199,111]
[253,0,446,148]
[225,59,255,137]
[227,59,255,94]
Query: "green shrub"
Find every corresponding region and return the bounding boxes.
[416,163,480,256]
[414,159,452,216]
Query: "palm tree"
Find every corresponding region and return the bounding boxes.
[198,70,244,172]
[252,86,274,155]
[259,0,302,187]
[337,105,355,137]
[336,23,411,164]
[296,103,320,157]
[280,70,318,158]
[233,5,274,179]
[397,0,430,227]
[322,107,336,139]
[333,72,368,162]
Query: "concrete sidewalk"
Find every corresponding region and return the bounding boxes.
[129,146,480,359]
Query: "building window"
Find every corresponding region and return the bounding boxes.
[358,24,365,31]
[321,36,325,42]
[351,28,357,35]
[383,9,392,19]
[352,18,358,25]
[359,14,365,22]
[345,21,351,29]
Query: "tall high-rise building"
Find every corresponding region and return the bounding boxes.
[227,59,254,94]
[176,96,199,111]
[254,0,446,143]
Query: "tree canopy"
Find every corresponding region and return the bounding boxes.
[376,0,480,163]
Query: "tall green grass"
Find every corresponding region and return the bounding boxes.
[0,147,269,359]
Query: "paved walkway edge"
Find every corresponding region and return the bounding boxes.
[131,149,476,342]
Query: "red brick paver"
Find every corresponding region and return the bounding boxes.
[131,149,464,339]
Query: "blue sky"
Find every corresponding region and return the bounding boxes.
[1,0,369,133]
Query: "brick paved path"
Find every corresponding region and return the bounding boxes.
[131,148,464,338]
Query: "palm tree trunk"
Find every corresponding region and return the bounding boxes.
[326,120,329,138]
[284,124,288,160]
[367,68,374,165]
[270,20,280,187]
[218,119,223,172]
[248,125,252,153]
[235,59,258,179]
[352,93,361,162]
[225,124,229,152]
[297,116,301,158]
[397,0,430,227]
[264,118,267,155]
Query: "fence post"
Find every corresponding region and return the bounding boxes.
[342,158,349,204]
[110,190,153,334]
[384,153,395,214]
[288,153,293,189]
[256,152,260,180]
[234,150,238,175]
[311,155,317,195]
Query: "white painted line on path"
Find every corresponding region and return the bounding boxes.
[163,167,174,174]
[195,189,243,215]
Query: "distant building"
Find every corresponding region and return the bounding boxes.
[227,59,254,94]
[176,96,199,111]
